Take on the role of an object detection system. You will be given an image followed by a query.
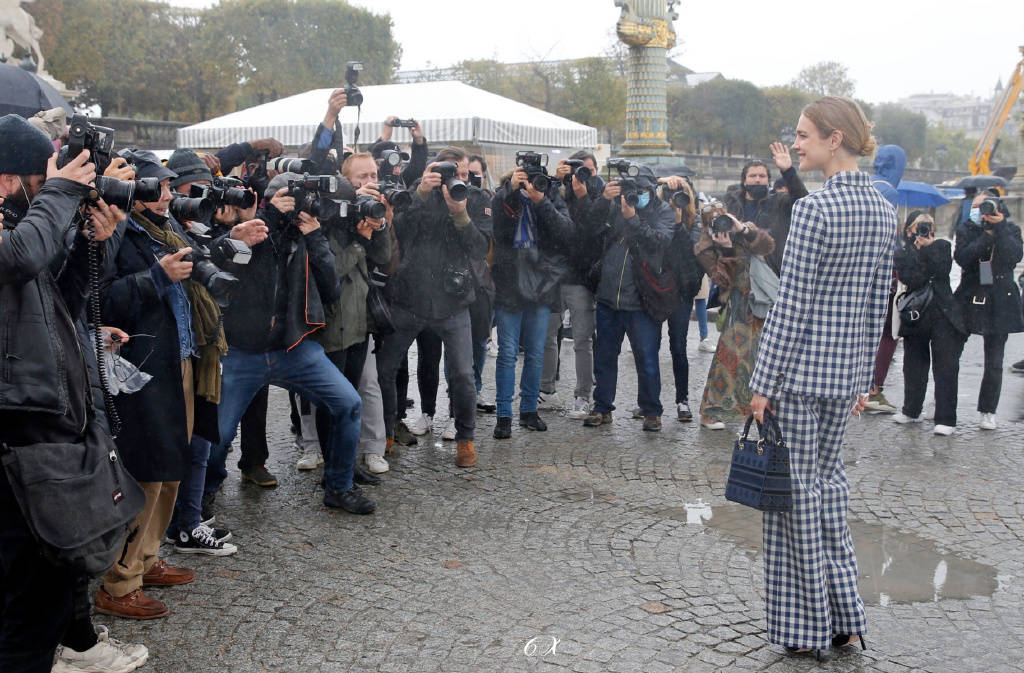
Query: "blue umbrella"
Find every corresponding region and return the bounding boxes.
[896,180,950,208]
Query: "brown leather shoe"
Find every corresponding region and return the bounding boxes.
[142,559,195,587]
[94,587,168,620]
[456,440,477,468]
[385,437,395,455]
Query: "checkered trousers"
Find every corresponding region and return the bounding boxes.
[762,392,866,649]
[749,171,896,399]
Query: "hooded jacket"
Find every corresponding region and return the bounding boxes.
[870,145,907,209]
[953,216,1024,335]
[723,166,807,276]
[584,192,677,312]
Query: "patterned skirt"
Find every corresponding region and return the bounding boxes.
[699,290,764,420]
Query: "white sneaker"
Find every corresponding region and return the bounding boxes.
[537,392,564,411]
[441,417,457,440]
[296,451,323,470]
[53,625,148,673]
[700,417,725,430]
[698,338,717,353]
[567,397,590,420]
[364,453,389,474]
[406,412,432,436]
[892,413,921,424]
[980,413,997,430]
[486,339,499,357]
[933,424,955,436]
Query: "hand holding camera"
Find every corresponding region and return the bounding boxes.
[50,150,96,187]
[296,211,321,235]
[84,199,125,242]
[418,162,443,199]
[230,218,268,247]
[979,198,1005,229]
[103,158,135,181]
[326,88,348,121]
[270,187,296,214]
[159,247,194,282]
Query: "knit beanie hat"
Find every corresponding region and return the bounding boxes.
[0,113,55,175]
[167,148,213,187]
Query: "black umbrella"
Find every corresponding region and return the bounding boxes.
[0,63,73,118]
[949,174,1008,191]
[653,164,696,178]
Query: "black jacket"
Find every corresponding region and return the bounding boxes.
[953,218,1024,335]
[388,184,490,320]
[584,194,677,312]
[560,175,606,287]
[221,206,341,352]
[894,238,965,336]
[0,178,93,445]
[491,180,574,312]
[724,167,808,275]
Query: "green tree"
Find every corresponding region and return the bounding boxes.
[790,61,855,98]
[873,104,927,161]
[761,85,812,146]
[668,78,765,155]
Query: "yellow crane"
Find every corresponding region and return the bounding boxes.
[969,45,1024,176]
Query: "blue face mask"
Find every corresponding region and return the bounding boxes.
[636,192,651,209]
[969,207,981,223]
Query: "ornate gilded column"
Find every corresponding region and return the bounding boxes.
[615,0,677,160]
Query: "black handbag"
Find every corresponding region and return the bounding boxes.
[725,410,792,512]
[896,281,934,329]
[1,420,145,576]
[358,266,395,336]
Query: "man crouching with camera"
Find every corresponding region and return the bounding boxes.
[375,147,491,467]
[0,115,121,670]
[203,172,374,514]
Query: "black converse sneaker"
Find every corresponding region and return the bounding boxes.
[165,525,230,545]
[174,524,238,556]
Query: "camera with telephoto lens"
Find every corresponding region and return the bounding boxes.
[378,175,412,213]
[191,176,255,210]
[613,177,641,207]
[562,159,592,186]
[268,157,314,175]
[662,186,691,209]
[711,214,734,234]
[173,244,239,307]
[87,176,162,211]
[515,151,550,192]
[345,61,364,107]
[187,222,253,266]
[338,194,388,230]
[170,194,215,223]
[431,162,468,201]
[287,174,340,219]
[388,118,416,128]
[59,114,115,173]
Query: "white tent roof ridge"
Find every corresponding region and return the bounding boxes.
[178,80,597,150]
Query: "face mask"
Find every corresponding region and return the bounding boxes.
[745,184,769,200]
[636,192,651,209]
[969,207,980,223]
[0,177,32,227]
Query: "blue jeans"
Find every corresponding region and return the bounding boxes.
[167,435,210,537]
[593,302,663,416]
[205,339,361,497]
[494,305,550,417]
[694,298,709,340]
[666,298,693,404]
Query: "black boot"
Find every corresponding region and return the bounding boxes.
[493,416,512,439]
[353,464,381,486]
[520,411,547,431]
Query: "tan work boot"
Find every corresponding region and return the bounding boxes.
[385,437,395,455]
[455,440,477,467]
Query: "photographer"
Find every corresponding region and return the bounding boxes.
[490,153,574,439]
[537,150,604,420]
[374,114,428,186]
[0,115,121,673]
[723,144,807,275]
[952,191,1024,430]
[892,211,966,435]
[693,201,775,430]
[311,152,393,477]
[376,147,490,467]
[203,172,373,514]
[581,162,675,432]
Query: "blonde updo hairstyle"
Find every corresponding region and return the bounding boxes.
[802,96,877,158]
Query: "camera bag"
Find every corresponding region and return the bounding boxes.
[1,419,145,576]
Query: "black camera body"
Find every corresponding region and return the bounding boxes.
[615,177,641,207]
[61,114,115,173]
[432,162,468,202]
[515,151,550,192]
[607,158,640,178]
[711,214,734,234]
[287,174,340,219]
[345,61,364,107]
[339,194,387,227]
[562,159,593,186]
[915,221,932,238]
[662,187,691,209]
[388,118,416,128]
[378,175,412,213]
[174,244,239,307]
[170,195,215,224]
[979,198,1001,217]
[468,172,482,189]
[191,176,255,210]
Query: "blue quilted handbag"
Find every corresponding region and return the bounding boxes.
[725,411,792,512]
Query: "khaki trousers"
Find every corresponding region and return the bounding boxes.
[101,481,179,597]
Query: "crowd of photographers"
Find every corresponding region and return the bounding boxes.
[1,81,1023,673]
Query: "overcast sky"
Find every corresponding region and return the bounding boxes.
[168,0,1024,104]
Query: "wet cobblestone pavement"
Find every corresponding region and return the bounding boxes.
[112,325,1024,673]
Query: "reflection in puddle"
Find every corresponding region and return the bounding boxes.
[668,502,998,605]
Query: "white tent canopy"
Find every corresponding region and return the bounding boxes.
[177,81,598,150]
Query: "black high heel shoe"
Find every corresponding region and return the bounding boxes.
[785,647,831,661]
[831,634,867,650]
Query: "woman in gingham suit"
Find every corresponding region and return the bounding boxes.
[749,97,896,656]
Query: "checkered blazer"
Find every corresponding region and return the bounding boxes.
[749,171,895,399]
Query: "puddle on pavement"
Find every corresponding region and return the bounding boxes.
[660,500,998,605]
